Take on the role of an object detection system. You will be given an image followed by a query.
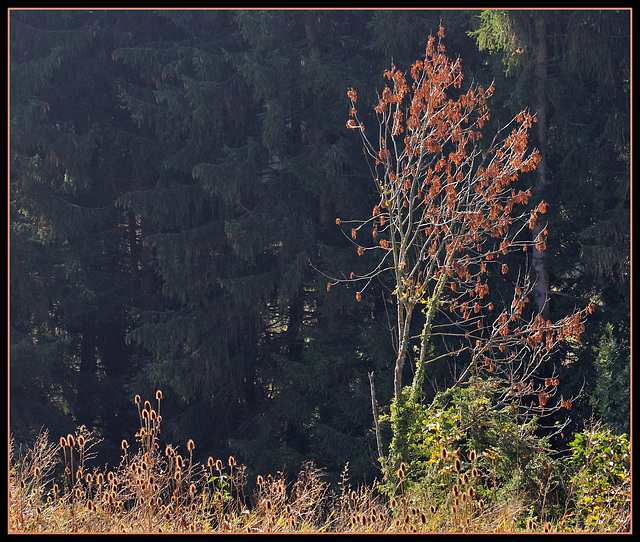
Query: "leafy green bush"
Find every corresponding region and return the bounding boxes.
[568,423,630,532]
[382,376,575,530]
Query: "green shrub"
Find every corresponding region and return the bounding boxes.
[568,423,630,532]
[382,376,573,530]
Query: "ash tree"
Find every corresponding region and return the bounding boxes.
[329,27,594,478]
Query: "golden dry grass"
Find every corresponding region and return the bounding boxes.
[9,392,629,533]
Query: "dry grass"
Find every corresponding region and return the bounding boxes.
[8,391,630,533]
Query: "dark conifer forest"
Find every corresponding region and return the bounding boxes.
[9,9,630,532]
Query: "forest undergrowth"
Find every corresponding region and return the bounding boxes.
[9,391,630,533]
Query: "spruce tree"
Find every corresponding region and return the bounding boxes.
[110,10,264,455]
[220,9,371,475]
[10,9,144,453]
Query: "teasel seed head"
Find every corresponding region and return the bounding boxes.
[59,436,67,448]
[187,439,195,452]
[155,390,163,400]
[66,434,75,447]
[134,394,141,404]
[228,456,235,468]
[121,439,128,450]
[215,459,223,472]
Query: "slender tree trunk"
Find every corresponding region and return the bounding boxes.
[126,210,157,294]
[76,323,98,430]
[394,298,415,400]
[531,14,551,319]
[369,372,384,464]
[412,266,449,399]
[285,293,305,361]
[304,12,336,230]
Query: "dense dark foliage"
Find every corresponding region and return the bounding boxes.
[10,9,629,484]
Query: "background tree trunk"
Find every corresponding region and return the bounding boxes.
[531,13,551,319]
